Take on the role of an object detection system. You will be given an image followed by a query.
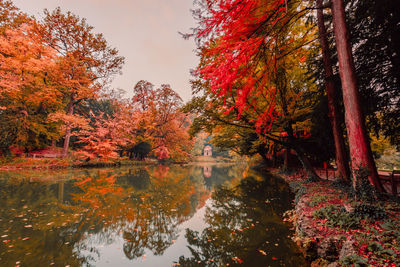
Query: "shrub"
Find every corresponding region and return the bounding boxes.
[353,167,376,202]
[380,220,400,243]
[308,195,329,207]
[353,204,387,220]
[290,182,307,204]
[331,179,352,192]
[340,254,368,267]
[313,204,360,229]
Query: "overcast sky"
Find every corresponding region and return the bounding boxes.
[13,0,198,102]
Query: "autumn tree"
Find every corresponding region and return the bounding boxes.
[77,112,119,161]
[183,80,271,162]
[38,8,124,157]
[0,2,59,155]
[129,81,194,162]
[189,0,323,178]
[0,23,62,154]
[132,80,155,111]
[153,84,193,161]
[0,0,29,34]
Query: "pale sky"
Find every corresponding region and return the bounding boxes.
[13,0,198,102]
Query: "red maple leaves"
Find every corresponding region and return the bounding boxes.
[193,0,292,132]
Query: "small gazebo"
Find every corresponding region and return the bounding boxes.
[203,145,212,157]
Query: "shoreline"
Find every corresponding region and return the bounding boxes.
[0,156,238,171]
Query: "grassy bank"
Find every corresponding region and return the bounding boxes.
[0,155,239,171]
[0,157,159,171]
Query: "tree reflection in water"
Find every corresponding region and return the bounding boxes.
[0,179,91,266]
[72,166,208,262]
[0,164,232,266]
[0,165,306,266]
[177,173,309,267]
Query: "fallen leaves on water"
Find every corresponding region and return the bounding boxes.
[232,256,243,263]
[258,250,267,255]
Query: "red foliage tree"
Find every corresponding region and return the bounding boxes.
[192,0,293,125]
[191,0,321,178]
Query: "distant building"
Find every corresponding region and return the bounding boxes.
[203,145,212,157]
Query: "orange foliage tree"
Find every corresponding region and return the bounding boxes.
[128,81,194,161]
[0,3,193,162]
[77,112,119,161]
[37,8,124,157]
[0,0,29,34]
[0,23,62,152]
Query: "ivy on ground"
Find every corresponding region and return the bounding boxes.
[289,177,400,266]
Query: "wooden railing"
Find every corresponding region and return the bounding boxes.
[294,167,400,197]
[27,153,61,158]
[379,170,400,197]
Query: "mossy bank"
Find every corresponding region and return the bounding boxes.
[279,171,400,266]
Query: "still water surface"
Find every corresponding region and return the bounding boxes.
[0,164,307,266]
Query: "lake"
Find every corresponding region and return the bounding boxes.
[0,164,308,266]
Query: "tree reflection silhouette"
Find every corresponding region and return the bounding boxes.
[117,168,151,190]
[0,164,246,266]
[69,166,211,261]
[177,174,308,267]
[0,179,91,266]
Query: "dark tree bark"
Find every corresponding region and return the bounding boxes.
[283,148,290,171]
[316,0,350,181]
[257,145,269,164]
[292,145,320,180]
[330,0,383,191]
[272,145,277,167]
[285,123,320,180]
[62,97,74,158]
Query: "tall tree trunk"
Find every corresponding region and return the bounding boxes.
[62,97,74,158]
[284,148,290,171]
[292,145,320,180]
[330,0,383,191]
[286,123,320,180]
[316,0,350,181]
[257,145,269,164]
[58,181,64,202]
